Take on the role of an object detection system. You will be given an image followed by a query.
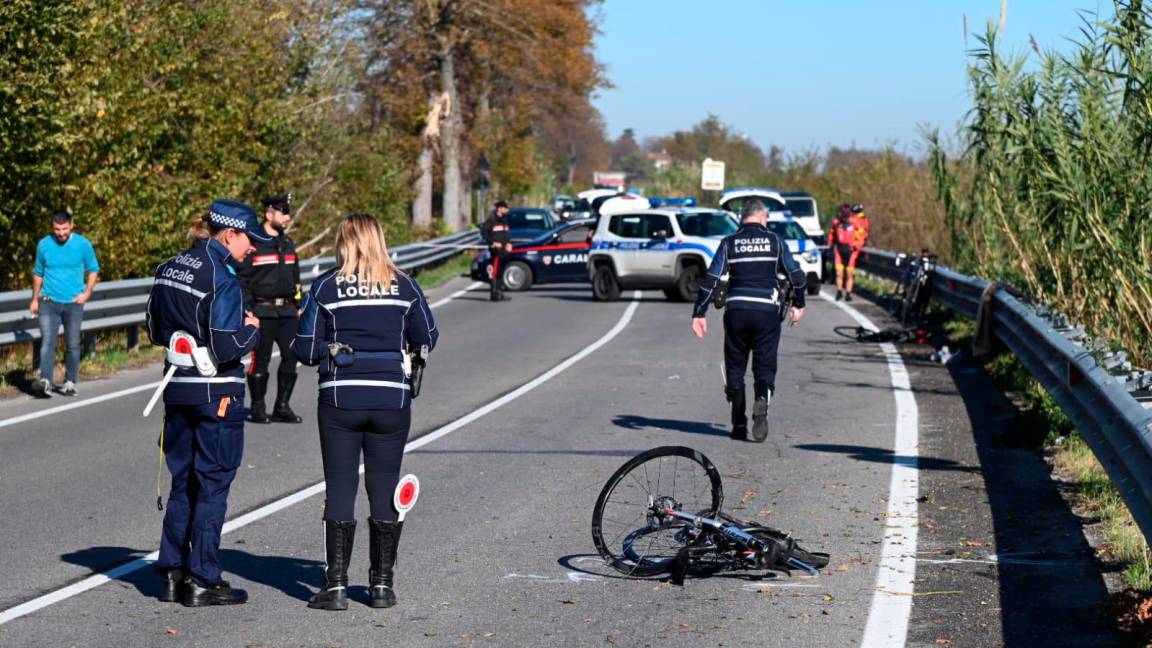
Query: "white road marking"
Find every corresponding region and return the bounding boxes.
[817,292,920,648]
[0,289,640,627]
[0,281,484,432]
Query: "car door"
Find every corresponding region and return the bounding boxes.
[546,224,591,281]
[634,213,675,276]
[606,213,645,275]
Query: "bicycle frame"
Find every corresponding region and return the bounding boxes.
[650,498,821,575]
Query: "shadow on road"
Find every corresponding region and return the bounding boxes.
[792,443,981,473]
[612,415,728,437]
[60,546,322,603]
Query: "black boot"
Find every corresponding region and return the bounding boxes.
[271,373,303,423]
[725,386,747,441]
[751,383,771,443]
[247,372,271,424]
[368,518,403,608]
[158,567,183,603]
[182,579,248,607]
[308,520,356,611]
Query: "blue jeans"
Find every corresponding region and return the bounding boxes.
[38,299,84,383]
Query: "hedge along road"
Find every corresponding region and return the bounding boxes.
[0,278,919,647]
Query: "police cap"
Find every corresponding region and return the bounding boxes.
[262,193,292,214]
[207,199,272,243]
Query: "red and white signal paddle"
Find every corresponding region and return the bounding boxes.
[393,474,420,522]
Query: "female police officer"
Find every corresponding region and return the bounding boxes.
[292,213,438,611]
[146,199,268,606]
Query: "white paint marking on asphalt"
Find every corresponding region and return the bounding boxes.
[817,292,920,648]
[739,582,822,591]
[0,281,483,432]
[0,289,640,627]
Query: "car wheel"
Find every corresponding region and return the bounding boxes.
[674,265,702,302]
[503,261,533,291]
[592,266,621,301]
[807,280,821,296]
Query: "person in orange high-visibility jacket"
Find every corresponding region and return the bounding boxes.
[851,203,871,247]
[829,203,866,301]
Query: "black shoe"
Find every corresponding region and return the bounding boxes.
[730,424,748,441]
[835,290,843,301]
[845,293,853,302]
[308,520,356,611]
[158,568,184,603]
[247,372,271,423]
[271,374,303,423]
[368,519,403,609]
[181,579,248,607]
[751,396,770,443]
[499,294,511,301]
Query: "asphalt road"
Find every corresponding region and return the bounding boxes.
[0,277,1117,647]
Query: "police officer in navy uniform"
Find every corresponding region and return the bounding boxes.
[293,213,437,611]
[691,198,806,442]
[480,200,512,301]
[238,194,303,424]
[145,199,269,606]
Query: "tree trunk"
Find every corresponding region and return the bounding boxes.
[439,42,464,231]
[412,146,433,230]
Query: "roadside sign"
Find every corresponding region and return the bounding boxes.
[701,158,725,191]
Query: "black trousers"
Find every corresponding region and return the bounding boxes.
[723,309,782,399]
[489,247,509,299]
[318,403,410,521]
[252,315,298,376]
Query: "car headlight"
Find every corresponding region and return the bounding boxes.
[802,250,820,263]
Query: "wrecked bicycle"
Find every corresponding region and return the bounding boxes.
[591,446,829,585]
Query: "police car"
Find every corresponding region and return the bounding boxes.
[588,200,737,302]
[470,219,594,291]
[719,188,824,242]
[766,216,823,295]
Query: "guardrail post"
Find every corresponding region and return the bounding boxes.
[126,325,139,351]
[83,332,97,358]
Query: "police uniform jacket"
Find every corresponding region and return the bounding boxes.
[238,232,301,318]
[292,269,438,410]
[146,238,261,404]
[693,222,807,318]
[480,212,511,247]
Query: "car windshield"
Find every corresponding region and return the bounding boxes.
[507,209,552,230]
[676,211,738,237]
[720,195,787,214]
[784,198,815,217]
[767,221,809,241]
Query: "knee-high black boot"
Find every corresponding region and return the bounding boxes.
[308,520,356,611]
[247,372,270,423]
[272,373,303,423]
[368,519,403,608]
[725,385,747,441]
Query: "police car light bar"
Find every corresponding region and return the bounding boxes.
[648,197,697,208]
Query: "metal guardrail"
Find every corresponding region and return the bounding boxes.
[0,229,481,348]
[856,246,1152,540]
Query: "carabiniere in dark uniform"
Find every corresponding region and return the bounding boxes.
[693,198,806,443]
[238,194,303,424]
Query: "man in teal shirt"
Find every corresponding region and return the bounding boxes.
[29,211,100,397]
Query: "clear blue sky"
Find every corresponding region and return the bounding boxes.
[592,0,1106,154]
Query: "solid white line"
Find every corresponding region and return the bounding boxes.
[0,281,483,432]
[0,288,640,627]
[817,292,920,648]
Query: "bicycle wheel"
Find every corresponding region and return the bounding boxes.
[591,446,724,577]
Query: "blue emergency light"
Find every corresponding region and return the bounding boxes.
[648,197,698,208]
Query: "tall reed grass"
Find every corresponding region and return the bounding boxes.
[929,1,1152,363]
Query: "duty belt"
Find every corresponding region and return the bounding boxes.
[254,297,291,306]
[327,349,405,372]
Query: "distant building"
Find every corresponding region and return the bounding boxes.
[647,150,672,170]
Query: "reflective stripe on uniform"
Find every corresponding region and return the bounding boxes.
[154,279,208,299]
[728,295,779,305]
[325,299,410,310]
[169,376,246,384]
[319,379,410,390]
[728,256,778,264]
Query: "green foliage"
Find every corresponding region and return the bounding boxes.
[930,1,1152,363]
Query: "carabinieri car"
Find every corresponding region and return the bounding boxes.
[470,219,595,291]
